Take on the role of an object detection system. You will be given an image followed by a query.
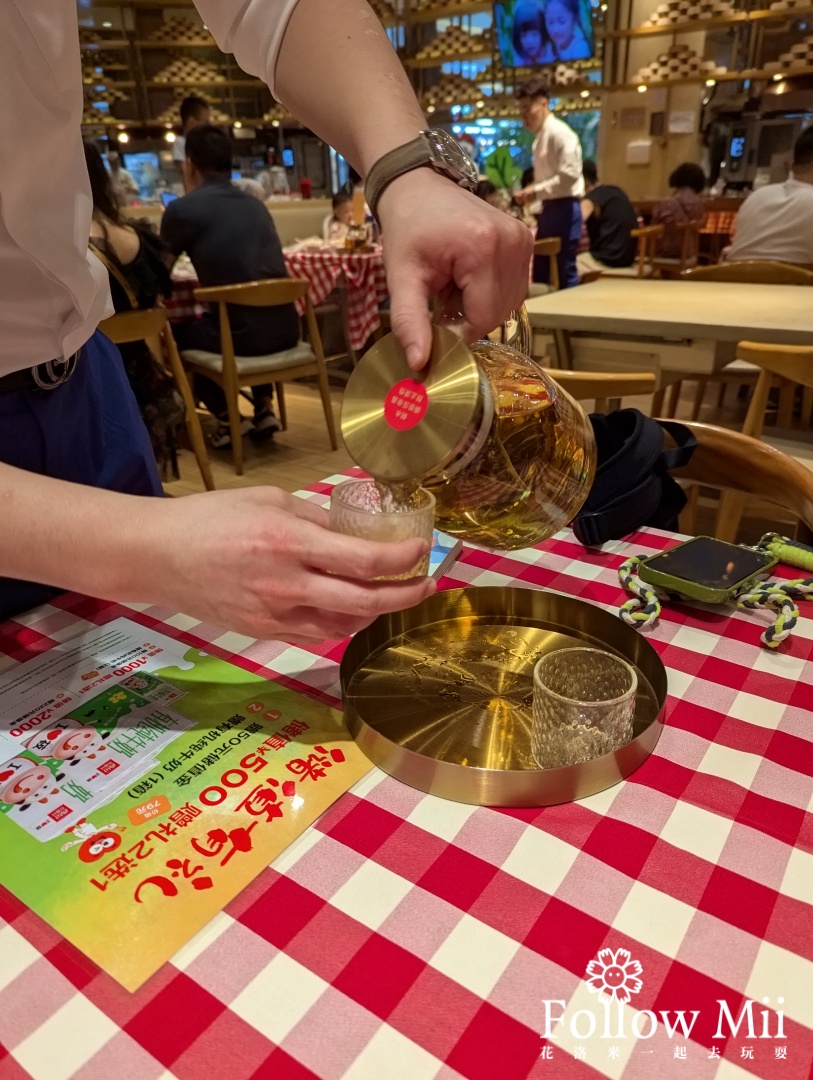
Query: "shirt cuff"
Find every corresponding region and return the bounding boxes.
[193,0,301,96]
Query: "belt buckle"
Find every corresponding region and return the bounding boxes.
[31,350,79,391]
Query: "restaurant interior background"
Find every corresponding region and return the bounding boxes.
[78,0,813,207]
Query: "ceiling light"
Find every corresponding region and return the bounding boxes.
[233,120,242,128]
[272,119,280,127]
[772,73,782,81]
[118,132,129,143]
[705,78,716,86]
[580,89,590,98]
[637,84,647,93]
[102,21,112,28]
[165,131,176,143]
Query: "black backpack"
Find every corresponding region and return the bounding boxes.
[573,410,697,546]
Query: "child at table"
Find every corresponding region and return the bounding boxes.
[325,193,354,244]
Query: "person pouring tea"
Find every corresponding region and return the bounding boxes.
[0,0,532,641]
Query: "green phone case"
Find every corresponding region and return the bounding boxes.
[637,537,778,605]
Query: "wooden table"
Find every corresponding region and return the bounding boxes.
[2,471,813,1079]
[526,279,813,389]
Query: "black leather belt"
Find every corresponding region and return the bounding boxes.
[0,350,81,394]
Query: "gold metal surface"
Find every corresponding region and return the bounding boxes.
[340,326,483,483]
[341,588,667,807]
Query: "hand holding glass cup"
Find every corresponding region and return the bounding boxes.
[531,647,637,769]
[328,479,435,580]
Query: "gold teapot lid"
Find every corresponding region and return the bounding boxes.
[340,325,483,483]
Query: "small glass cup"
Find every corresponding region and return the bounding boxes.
[329,479,435,580]
[531,648,637,770]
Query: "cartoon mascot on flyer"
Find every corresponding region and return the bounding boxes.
[61,819,126,863]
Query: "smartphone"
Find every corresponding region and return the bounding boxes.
[637,536,777,604]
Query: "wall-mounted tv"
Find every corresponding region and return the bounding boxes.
[494,0,595,67]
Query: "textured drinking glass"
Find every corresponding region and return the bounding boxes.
[329,479,435,580]
[532,648,637,769]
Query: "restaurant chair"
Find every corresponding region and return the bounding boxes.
[99,307,215,492]
[545,370,656,413]
[664,420,813,543]
[596,224,665,280]
[658,262,813,421]
[708,342,813,541]
[528,237,562,297]
[651,219,703,280]
[182,278,338,476]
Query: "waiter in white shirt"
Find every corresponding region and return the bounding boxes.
[0,0,532,641]
[515,76,584,289]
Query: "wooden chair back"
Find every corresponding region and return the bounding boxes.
[186,277,337,476]
[98,307,215,492]
[682,261,813,286]
[193,278,308,307]
[737,341,813,439]
[534,237,561,291]
[666,420,813,542]
[546,370,656,413]
[653,220,702,276]
[630,224,664,278]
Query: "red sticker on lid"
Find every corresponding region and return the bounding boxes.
[384,379,428,431]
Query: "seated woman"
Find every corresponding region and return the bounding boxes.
[84,142,183,478]
[652,162,707,259]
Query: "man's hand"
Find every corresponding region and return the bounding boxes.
[379,169,534,371]
[513,186,537,207]
[139,488,436,642]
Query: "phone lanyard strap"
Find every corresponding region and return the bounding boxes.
[736,579,813,648]
[617,555,813,649]
[756,532,813,574]
[618,557,662,629]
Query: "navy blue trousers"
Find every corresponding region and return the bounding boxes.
[0,330,162,621]
[534,198,581,290]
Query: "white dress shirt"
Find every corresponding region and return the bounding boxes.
[726,177,813,266]
[0,0,300,374]
[532,113,585,202]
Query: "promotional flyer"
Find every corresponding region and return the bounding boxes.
[0,618,371,991]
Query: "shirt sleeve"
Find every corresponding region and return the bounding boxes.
[535,128,583,198]
[159,202,187,258]
[192,0,302,96]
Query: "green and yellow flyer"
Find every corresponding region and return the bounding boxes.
[0,618,371,990]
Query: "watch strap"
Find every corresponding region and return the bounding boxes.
[365,135,431,220]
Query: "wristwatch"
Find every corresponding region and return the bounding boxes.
[365,129,478,220]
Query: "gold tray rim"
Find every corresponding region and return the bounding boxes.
[340,586,668,807]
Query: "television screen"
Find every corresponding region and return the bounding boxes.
[120,152,160,199]
[494,0,595,67]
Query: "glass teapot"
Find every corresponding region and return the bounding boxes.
[340,308,596,551]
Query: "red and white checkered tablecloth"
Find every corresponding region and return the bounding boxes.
[1,470,812,1080]
[165,250,388,354]
[284,248,388,353]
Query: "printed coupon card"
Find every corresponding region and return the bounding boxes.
[0,619,371,990]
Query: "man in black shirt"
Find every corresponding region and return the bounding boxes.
[162,125,299,447]
[577,160,638,279]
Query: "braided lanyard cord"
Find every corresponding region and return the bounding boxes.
[618,557,662,629]
[618,552,813,649]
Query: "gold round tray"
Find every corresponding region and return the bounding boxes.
[341,587,667,807]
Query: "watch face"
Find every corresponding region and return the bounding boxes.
[421,129,478,189]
